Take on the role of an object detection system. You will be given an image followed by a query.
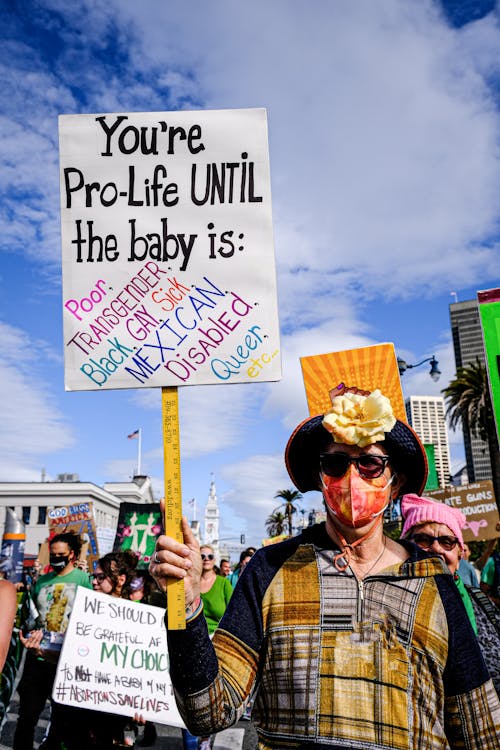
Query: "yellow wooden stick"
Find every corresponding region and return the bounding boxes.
[161,386,186,630]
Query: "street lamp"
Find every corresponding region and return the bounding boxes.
[397,355,441,382]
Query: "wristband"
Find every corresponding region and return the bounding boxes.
[185,597,203,622]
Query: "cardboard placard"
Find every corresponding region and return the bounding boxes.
[59,108,280,391]
[48,502,99,570]
[300,343,405,420]
[428,480,500,542]
[53,588,183,726]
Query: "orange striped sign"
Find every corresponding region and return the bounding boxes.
[300,343,406,421]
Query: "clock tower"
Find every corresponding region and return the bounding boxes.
[204,474,220,559]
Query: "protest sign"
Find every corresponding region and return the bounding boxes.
[300,343,406,421]
[428,480,500,542]
[113,503,162,567]
[478,288,500,443]
[48,502,99,570]
[423,444,439,492]
[59,108,281,391]
[53,588,183,726]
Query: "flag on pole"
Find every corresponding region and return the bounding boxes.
[128,430,139,439]
[188,498,195,505]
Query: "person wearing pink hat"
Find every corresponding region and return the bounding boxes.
[400,493,476,630]
[150,386,500,748]
[401,492,500,695]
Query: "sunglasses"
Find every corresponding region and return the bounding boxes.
[92,573,107,583]
[201,553,214,561]
[320,452,391,480]
[410,533,459,551]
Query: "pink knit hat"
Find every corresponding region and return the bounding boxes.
[400,493,465,551]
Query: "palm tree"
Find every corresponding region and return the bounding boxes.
[265,510,287,538]
[443,359,500,511]
[273,489,302,536]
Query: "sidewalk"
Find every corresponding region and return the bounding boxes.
[0,689,255,750]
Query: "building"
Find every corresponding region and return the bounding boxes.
[405,396,451,489]
[204,475,220,561]
[0,473,155,557]
[449,299,491,482]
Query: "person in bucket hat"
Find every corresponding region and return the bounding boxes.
[151,385,500,748]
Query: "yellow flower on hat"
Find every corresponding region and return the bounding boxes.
[322,389,396,447]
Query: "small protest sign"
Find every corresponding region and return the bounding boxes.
[428,480,500,542]
[48,502,99,570]
[478,288,500,444]
[59,107,281,392]
[300,343,406,420]
[113,503,162,567]
[53,587,183,726]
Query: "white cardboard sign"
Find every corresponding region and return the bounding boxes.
[59,108,281,391]
[52,587,184,726]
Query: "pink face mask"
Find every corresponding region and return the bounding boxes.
[321,467,394,528]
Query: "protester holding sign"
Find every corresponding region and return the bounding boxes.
[88,550,146,748]
[14,532,92,750]
[151,386,500,748]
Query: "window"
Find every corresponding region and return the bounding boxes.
[22,507,31,525]
[38,506,47,525]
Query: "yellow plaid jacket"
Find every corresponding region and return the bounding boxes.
[168,523,500,749]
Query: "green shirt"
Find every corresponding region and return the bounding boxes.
[33,567,92,633]
[480,556,495,586]
[200,575,233,634]
[455,574,477,634]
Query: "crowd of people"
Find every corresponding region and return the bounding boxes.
[0,528,250,750]
[2,385,500,748]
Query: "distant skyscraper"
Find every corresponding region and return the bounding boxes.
[449,299,491,482]
[406,396,451,489]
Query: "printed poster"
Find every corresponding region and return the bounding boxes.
[300,343,406,420]
[53,588,183,726]
[113,503,162,568]
[59,108,281,391]
[478,287,500,444]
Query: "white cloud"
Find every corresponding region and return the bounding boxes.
[0,322,75,480]
[220,452,301,543]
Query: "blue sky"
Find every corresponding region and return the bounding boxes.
[1,0,500,546]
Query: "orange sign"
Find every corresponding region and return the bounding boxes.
[300,343,406,420]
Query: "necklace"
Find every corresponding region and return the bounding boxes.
[349,537,387,578]
[331,516,384,572]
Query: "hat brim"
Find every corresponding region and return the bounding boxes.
[285,415,428,496]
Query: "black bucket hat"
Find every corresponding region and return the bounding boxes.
[285,414,428,496]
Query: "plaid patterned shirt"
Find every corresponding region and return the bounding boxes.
[168,523,500,749]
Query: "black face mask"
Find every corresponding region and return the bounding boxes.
[50,555,70,571]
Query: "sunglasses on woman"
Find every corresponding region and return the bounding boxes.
[201,553,214,561]
[320,452,391,480]
[409,533,459,551]
[91,573,107,583]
